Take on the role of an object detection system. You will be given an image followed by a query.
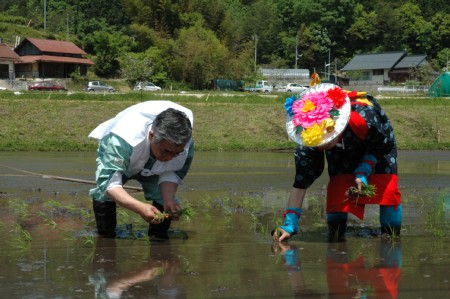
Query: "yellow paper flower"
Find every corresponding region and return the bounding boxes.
[356,98,373,106]
[323,118,335,133]
[301,123,324,146]
[356,91,367,98]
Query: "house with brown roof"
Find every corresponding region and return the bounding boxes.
[0,41,20,79]
[14,38,94,79]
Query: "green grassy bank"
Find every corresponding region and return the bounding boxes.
[0,91,448,151]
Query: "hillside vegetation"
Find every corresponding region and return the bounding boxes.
[1,0,449,89]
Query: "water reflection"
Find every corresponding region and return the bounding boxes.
[89,239,186,298]
[326,241,401,299]
[272,242,321,297]
[273,240,402,298]
[0,151,449,298]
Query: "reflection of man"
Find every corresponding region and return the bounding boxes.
[89,239,185,298]
[89,101,194,241]
[326,240,402,299]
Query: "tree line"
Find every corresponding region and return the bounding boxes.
[1,0,449,89]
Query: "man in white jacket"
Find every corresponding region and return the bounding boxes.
[89,101,194,240]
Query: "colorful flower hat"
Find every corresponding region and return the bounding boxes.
[285,83,351,147]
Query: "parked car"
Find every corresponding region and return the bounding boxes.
[134,81,161,91]
[244,80,273,92]
[85,81,115,93]
[278,83,308,93]
[210,79,245,91]
[28,81,67,91]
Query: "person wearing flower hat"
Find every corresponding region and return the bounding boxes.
[273,83,402,242]
[89,101,194,241]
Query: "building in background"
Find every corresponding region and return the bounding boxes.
[341,51,428,86]
[14,38,94,79]
[261,68,310,87]
[0,39,20,80]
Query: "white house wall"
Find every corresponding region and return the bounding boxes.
[0,60,15,79]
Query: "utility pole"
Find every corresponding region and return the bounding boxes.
[67,14,70,40]
[328,48,331,81]
[295,45,303,69]
[447,51,449,71]
[334,58,337,84]
[252,34,258,73]
[295,34,299,69]
[44,0,47,31]
[324,48,331,82]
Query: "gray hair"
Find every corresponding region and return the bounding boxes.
[152,108,192,145]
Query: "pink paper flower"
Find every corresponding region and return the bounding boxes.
[292,91,333,128]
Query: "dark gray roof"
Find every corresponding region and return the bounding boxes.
[341,51,406,71]
[393,54,427,69]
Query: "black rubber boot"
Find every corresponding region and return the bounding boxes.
[93,200,117,238]
[148,202,171,241]
[327,221,347,243]
[327,220,347,243]
[327,212,348,243]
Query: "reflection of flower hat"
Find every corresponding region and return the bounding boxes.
[285,83,351,147]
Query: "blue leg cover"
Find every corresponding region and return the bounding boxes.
[283,247,301,271]
[280,208,302,235]
[379,239,402,268]
[380,204,402,235]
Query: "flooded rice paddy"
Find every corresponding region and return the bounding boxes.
[0,151,449,298]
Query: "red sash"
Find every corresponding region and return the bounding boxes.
[327,174,401,219]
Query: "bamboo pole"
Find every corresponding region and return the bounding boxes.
[0,163,143,192]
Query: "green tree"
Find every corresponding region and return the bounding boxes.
[93,31,130,77]
[171,22,229,89]
[128,23,158,53]
[415,62,435,85]
[120,48,168,88]
[297,23,333,74]
[69,0,130,29]
[429,12,450,57]
[395,3,432,53]
[243,0,281,66]
[216,0,248,52]
[414,0,450,19]
[345,4,379,53]
[191,0,227,33]
[374,1,402,51]
[433,48,450,72]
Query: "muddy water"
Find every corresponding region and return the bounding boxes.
[0,151,449,298]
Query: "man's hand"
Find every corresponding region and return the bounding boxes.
[164,198,181,220]
[137,203,166,224]
[107,187,167,224]
[160,181,181,220]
